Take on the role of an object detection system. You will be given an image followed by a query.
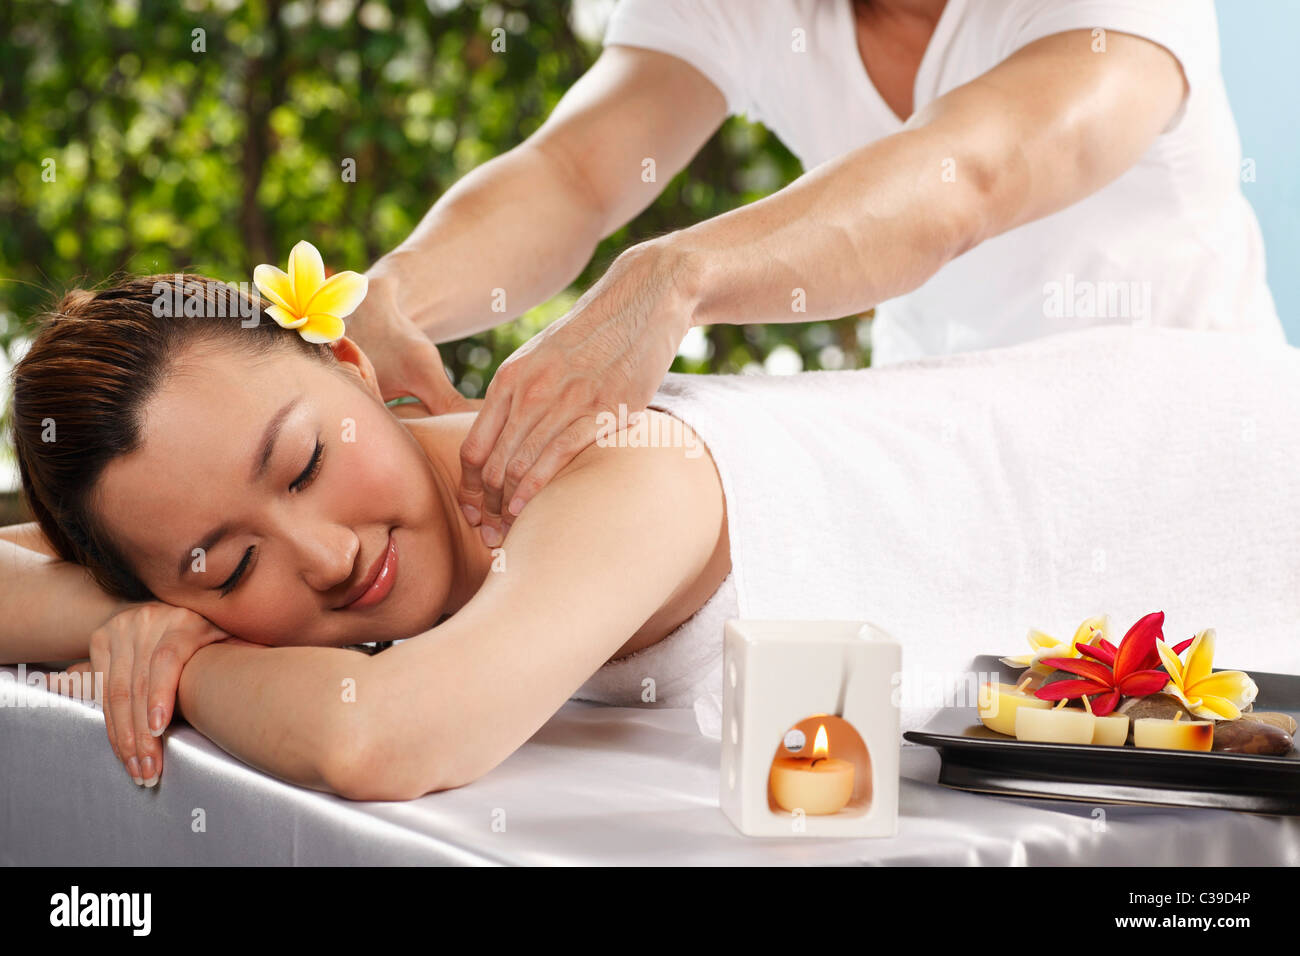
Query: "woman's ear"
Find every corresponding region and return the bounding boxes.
[329,335,383,401]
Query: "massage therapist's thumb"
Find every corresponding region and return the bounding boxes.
[388,337,475,417]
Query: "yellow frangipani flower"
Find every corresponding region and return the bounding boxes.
[1001,615,1111,670]
[253,240,368,344]
[1155,629,1258,721]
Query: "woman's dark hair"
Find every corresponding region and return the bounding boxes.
[8,274,339,601]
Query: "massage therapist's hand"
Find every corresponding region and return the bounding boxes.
[86,602,231,787]
[347,275,478,417]
[458,238,695,545]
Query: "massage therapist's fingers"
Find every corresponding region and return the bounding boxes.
[476,402,552,546]
[502,415,606,531]
[499,409,605,528]
[497,411,570,526]
[477,428,518,544]
[395,337,476,418]
[107,629,142,783]
[458,378,514,529]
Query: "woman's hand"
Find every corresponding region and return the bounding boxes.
[348,276,478,417]
[86,602,232,786]
[457,238,697,546]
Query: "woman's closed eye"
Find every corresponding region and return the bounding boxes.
[215,438,326,596]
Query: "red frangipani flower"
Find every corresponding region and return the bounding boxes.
[1033,611,1194,717]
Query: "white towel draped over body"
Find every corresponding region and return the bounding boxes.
[571,325,1300,737]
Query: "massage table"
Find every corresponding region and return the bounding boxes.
[2,664,1296,866]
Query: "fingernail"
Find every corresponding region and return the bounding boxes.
[149,706,165,734]
[141,755,155,780]
[481,525,501,547]
[461,504,480,525]
[508,497,525,516]
[127,757,142,784]
[143,773,159,789]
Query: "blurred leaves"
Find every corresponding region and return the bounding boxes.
[0,0,871,400]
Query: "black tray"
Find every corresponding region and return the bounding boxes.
[903,655,1300,815]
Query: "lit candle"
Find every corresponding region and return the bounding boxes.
[1015,698,1096,743]
[979,676,1052,736]
[1133,711,1214,751]
[769,724,855,815]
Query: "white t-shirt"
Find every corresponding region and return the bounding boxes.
[603,0,1283,365]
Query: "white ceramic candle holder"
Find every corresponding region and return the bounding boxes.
[720,619,901,838]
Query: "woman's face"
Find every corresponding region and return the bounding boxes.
[94,336,453,647]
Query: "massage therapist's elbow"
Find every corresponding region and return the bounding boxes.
[903,108,1019,257]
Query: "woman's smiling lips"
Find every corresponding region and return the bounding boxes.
[335,530,398,611]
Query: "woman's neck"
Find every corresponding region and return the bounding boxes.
[400,412,499,619]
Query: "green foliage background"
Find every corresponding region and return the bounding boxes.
[0,0,873,432]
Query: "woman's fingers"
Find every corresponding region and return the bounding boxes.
[106,629,141,783]
[145,638,184,739]
[130,642,162,786]
[41,660,94,699]
[145,623,226,738]
[88,636,121,765]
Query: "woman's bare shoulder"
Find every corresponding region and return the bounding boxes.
[566,408,718,481]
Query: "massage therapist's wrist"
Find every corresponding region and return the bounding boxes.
[653,232,708,337]
[363,249,448,331]
[354,263,408,332]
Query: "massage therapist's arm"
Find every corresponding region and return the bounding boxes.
[453,29,1187,541]
[362,45,724,345]
[671,29,1187,326]
[175,414,722,799]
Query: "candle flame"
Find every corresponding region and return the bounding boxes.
[813,724,829,758]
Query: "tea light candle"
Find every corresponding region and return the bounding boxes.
[978,676,1052,736]
[1078,694,1128,746]
[1015,699,1096,743]
[1133,712,1214,751]
[769,724,854,814]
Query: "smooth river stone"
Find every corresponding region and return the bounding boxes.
[1243,711,1298,735]
[1211,718,1294,755]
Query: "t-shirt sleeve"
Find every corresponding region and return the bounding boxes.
[601,0,747,117]
[1002,0,1220,133]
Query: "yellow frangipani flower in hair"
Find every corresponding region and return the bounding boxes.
[1155,629,1258,721]
[1000,614,1111,671]
[253,240,368,344]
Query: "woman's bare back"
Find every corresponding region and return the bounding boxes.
[397,405,732,663]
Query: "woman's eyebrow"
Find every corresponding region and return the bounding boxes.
[175,394,302,581]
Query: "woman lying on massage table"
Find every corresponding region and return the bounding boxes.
[2,276,730,799]
[6,275,1299,800]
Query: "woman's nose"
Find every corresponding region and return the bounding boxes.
[295,526,359,594]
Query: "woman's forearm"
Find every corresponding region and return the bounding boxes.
[0,538,133,664]
[175,641,379,797]
[363,141,608,345]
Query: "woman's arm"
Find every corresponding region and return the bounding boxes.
[0,532,135,664]
[173,413,724,799]
[175,640,378,795]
